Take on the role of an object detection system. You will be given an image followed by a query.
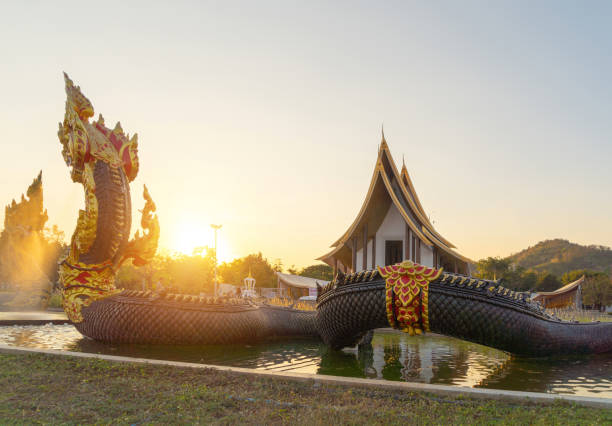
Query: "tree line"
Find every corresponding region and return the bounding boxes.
[0,173,334,297]
[0,174,608,307]
[115,250,333,295]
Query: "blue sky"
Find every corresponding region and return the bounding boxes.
[1,1,611,266]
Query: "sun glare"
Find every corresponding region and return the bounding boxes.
[171,222,234,262]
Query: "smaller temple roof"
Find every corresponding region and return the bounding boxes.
[276,272,329,289]
[533,276,584,299]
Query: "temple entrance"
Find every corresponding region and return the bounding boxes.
[385,240,403,265]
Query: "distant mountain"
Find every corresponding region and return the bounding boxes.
[507,239,612,276]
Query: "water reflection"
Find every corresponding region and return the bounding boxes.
[0,325,610,397]
[477,354,612,396]
[340,333,508,388]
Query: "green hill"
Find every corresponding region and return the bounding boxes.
[507,239,612,276]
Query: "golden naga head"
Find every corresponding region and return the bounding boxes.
[63,72,94,120]
[57,74,159,323]
[57,73,139,183]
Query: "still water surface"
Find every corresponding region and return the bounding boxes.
[1,324,610,398]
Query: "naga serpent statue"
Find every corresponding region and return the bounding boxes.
[58,74,612,357]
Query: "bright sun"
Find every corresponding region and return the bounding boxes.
[171,222,234,262]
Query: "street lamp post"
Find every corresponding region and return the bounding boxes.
[210,224,222,297]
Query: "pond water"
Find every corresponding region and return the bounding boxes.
[1,324,610,398]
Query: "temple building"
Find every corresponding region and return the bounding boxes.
[276,272,329,299]
[532,276,584,309]
[318,133,472,275]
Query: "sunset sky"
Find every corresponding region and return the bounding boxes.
[1,1,611,268]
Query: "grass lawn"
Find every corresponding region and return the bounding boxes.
[0,352,610,425]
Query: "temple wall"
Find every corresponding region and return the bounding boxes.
[374,204,406,267]
[356,248,363,271]
[355,238,374,271]
[420,244,434,267]
[353,204,435,270]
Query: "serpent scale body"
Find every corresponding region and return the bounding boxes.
[316,271,612,356]
[73,161,318,342]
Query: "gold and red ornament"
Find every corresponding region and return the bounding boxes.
[59,260,120,323]
[378,260,442,335]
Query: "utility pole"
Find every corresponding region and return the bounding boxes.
[210,224,222,296]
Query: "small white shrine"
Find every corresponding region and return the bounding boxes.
[242,269,257,298]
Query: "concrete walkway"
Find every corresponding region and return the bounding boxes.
[1,344,610,409]
[0,311,70,325]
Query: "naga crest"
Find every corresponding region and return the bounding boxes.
[58,73,139,184]
[58,73,158,322]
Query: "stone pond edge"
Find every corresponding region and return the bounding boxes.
[0,344,610,409]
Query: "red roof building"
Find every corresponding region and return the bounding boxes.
[532,276,584,309]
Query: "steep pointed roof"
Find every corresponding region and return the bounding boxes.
[399,160,456,248]
[317,160,434,262]
[327,138,433,247]
[319,135,470,264]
